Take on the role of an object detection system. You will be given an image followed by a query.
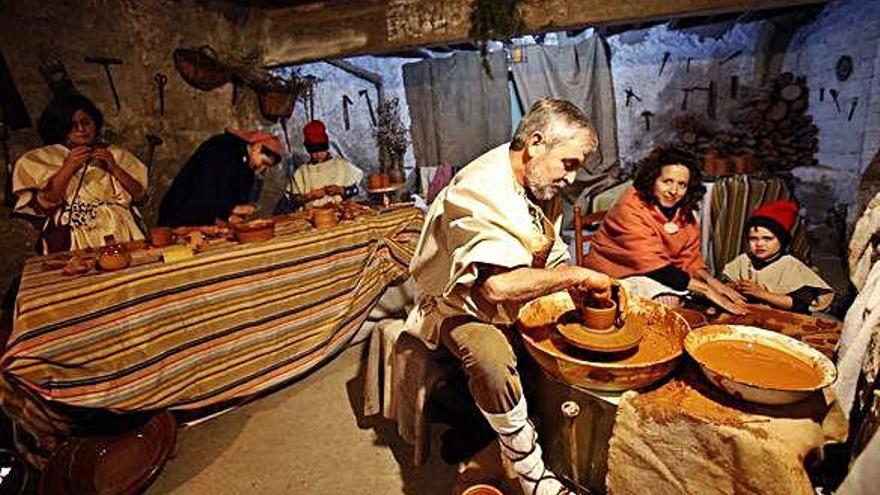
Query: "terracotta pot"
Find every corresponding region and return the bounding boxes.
[581,301,617,331]
[461,485,504,495]
[151,227,173,247]
[368,173,389,190]
[312,207,339,228]
[233,219,275,243]
[380,173,391,188]
[98,243,132,271]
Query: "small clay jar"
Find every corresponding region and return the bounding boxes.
[368,173,385,190]
[461,485,504,495]
[312,207,339,228]
[581,300,617,332]
[151,227,173,247]
[98,238,132,271]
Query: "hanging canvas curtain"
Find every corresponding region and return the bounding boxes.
[403,51,511,170]
[511,35,619,178]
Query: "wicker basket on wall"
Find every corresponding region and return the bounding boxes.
[173,46,229,91]
[256,76,296,121]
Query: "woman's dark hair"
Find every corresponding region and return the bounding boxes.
[37,94,104,145]
[632,144,705,223]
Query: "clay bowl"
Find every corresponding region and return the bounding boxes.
[580,301,617,331]
[518,292,689,391]
[685,325,837,405]
[461,484,504,495]
[233,219,275,243]
[97,251,132,272]
[312,207,339,228]
[150,227,173,247]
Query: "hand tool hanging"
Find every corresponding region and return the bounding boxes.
[640,110,654,132]
[624,87,641,107]
[848,97,859,121]
[829,89,841,114]
[153,72,167,116]
[359,89,376,126]
[84,56,123,112]
[658,52,671,76]
[145,134,164,171]
[342,94,353,130]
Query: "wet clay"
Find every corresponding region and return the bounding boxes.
[693,340,822,389]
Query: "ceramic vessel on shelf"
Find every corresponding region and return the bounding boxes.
[368,173,390,190]
[685,324,837,405]
[312,207,339,228]
[98,235,132,271]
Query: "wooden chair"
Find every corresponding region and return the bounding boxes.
[573,205,607,267]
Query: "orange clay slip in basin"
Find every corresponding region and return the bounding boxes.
[685,325,836,405]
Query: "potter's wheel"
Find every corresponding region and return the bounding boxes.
[556,310,643,353]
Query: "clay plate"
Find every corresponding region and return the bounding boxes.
[556,311,643,353]
[40,411,176,495]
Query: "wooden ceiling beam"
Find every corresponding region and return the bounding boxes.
[256,0,827,66]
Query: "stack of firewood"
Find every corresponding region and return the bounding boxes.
[674,72,819,175]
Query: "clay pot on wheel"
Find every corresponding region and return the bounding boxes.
[581,301,617,331]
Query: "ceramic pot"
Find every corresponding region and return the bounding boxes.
[581,301,617,331]
[312,207,339,228]
[461,485,504,495]
[98,242,131,271]
[151,227,173,247]
[368,173,384,190]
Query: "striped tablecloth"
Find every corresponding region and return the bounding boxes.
[1,207,422,460]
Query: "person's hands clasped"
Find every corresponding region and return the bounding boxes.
[91,147,118,172]
[733,279,765,298]
[62,146,92,171]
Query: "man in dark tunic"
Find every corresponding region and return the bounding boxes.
[158,128,282,227]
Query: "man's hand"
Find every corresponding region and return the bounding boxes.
[306,188,326,201]
[324,184,344,196]
[734,279,764,298]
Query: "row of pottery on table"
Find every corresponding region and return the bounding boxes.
[517,293,838,406]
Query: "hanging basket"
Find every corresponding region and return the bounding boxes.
[257,76,296,121]
[173,46,229,91]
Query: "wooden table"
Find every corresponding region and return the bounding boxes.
[0,207,423,465]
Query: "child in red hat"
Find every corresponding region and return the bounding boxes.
[285,120,363,210]
[723,200,833,313]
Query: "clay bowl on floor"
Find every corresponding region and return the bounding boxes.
[518,292,689,391]
[233,219,276,243]
[685,325,837,405]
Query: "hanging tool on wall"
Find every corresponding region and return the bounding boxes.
[342,94,353,130]
[819,87,825,102]
[359,89,377,126]
[84,56,123,112]
[829,89,841,114]
[640,110,654,132]
[624,87,641,107]
[153,72,167,116]
[718,49,743,66]
[145,133,164,172]
[848,97,859,121]
[686,57,693,73]
[658,52,671,76]
[730,76,739,99]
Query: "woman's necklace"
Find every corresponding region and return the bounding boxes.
[658,204,680,234]
[663,221,680,234]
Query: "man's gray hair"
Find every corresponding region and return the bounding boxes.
[509,98,597,152]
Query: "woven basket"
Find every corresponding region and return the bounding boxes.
[173,46,229,91]
[257,76,296,121]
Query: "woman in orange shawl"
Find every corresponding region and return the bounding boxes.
[586,145,746,314]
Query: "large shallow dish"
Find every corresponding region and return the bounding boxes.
[685,324,837,405]
[517,292,689,391]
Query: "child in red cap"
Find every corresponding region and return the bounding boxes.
[285,120,363,210]
[723,200,833,313]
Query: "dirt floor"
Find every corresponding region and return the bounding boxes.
[146,342,458,495]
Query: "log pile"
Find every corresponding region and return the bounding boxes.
[674,72,819,175]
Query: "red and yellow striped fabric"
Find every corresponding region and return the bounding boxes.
[3,207,422,416]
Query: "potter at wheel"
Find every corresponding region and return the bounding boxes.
[557,284,643,353]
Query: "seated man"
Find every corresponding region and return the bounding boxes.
[284,120,362,210]
[405,98,613,495]
[723,200,833,313]
[158,128,282,227]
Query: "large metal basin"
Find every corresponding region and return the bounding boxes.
[517,292,689,391]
